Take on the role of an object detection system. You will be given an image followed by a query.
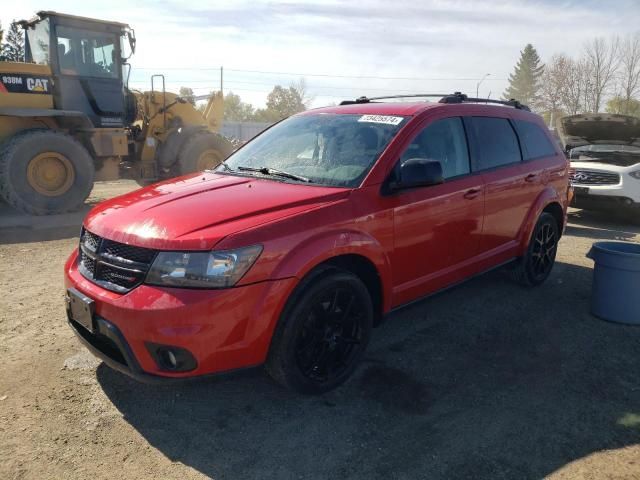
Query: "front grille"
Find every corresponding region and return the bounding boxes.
[102,240,157,264]
[80,250,96,276]
[569,168,620,186]
[83,230,101,252]
[78,228,157,293]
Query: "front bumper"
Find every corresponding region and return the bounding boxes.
[570,163,640,207]
[571,188,639,210]
[64,250,296,381]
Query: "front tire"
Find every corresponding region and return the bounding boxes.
[177,132,233,174]
[266,269,373,394]
[509,212,559,286]
[0,130,95,215]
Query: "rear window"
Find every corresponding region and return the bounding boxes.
[468,117,522,170]
[514,120,557,160]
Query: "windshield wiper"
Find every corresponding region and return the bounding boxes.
[237,166,311,183]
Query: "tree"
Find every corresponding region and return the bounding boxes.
[617,32,640,115]
[178,86,195,106]
[0,21,24,62]
[606,96,640,117]
[254,80,309,122]
[291,78,313,108]
[223,91,256,121]
[583,36,620,113]
[265,84,305,118]
[539,54,566,120]
[540,54,592,117]
[503,44,544,108]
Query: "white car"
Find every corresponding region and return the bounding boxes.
[558,114,640,211]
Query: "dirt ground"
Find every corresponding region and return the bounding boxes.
[1,182,639,480]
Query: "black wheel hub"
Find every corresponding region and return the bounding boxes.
[295,286,364,383]
[530,222,557,278]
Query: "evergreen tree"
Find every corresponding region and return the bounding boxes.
[1,21,25,62]
[503,44,544,107]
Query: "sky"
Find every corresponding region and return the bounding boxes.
[2,0,640,108]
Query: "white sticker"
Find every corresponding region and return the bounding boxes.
[358,115,404,126]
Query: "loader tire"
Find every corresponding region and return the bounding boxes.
[0,130,95,215]
[177,132,233,174]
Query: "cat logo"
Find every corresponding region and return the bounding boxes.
[26,77,49,92]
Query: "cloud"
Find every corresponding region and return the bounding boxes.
[3,0,639,106]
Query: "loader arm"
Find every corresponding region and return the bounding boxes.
[198,91,224,132]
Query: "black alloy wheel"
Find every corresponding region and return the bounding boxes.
[509,212,559,286]
[266,269,373,393]
[294,286,365,383]
[528,220,558,281]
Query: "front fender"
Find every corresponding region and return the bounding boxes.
[271,229,393,312]
[517,186,566,255]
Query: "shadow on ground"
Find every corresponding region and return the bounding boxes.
[97,261,640,479]
[568,208,640,230]
[0,180,139,244]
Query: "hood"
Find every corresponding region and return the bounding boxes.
[557,114,640,150]
[84,172,350,250]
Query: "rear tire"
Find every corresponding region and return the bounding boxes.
[266,268,373,394]
[509,212,559,286]
[0,130,95,215]
[177,132,233,174]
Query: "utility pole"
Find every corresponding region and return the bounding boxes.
[220,66,224,96]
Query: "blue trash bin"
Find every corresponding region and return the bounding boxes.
[586,241,640,325]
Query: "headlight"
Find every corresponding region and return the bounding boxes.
[146,245,263,288]
[630,170,640,180]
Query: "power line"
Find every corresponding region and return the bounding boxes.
[129,78,487,94]
[132,65,507,82]
[127,83,346,98]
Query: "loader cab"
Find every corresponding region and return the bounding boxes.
[21,11,135,128]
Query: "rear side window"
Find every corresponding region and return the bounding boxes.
[468,117,521,170]
[514,120,557,160]
[401,117,470,179]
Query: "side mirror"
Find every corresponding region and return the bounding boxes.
[394,158,444,190]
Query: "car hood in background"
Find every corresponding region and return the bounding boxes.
[84,172,350,250]
[557,113,640,150]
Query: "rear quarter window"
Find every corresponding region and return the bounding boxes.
[514,119,557,160]
[468,117,522,170]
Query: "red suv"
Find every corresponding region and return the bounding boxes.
[64,93,569,393]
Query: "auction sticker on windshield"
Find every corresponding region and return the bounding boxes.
[358,115,404,125]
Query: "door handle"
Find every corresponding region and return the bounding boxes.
[463,188,481,200]
[525,173,539,183]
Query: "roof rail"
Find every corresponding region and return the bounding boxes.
[438,92,530,111]
[339,92,530,111]
[339,94,451,105]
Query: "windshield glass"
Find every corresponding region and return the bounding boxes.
[56,26,119,79]
[218,113,407,187]
[25,19,50,64]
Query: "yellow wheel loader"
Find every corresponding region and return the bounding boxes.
[0,11,233,215]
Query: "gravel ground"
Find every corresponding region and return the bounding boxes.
[1,182,639,480]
